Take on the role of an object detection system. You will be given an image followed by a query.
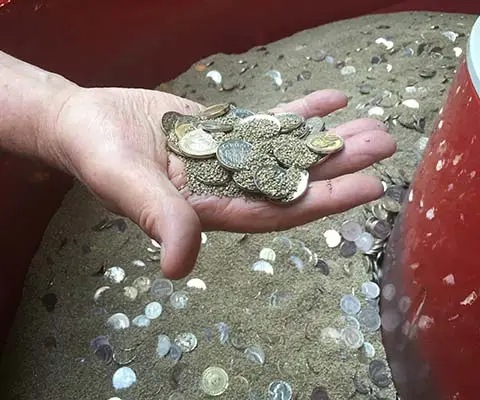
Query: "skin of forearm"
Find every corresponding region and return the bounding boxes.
[0,50,79,165]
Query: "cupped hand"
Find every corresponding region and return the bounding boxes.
[51,87,396,279]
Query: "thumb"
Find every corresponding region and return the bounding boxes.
[96,158,202,280]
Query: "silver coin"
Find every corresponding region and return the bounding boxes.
[341,326,365,349]
[178,129,218,159]
[357,307,381,332]
[239,114,282,138]
[340,294,361,315]
[339,240,357,258]
[267,380,293,400]
[368,359,392,388]
[174,332,198,352]
[385,184,407,203]
[253,164,288,200]
[340,220,363,241]
[275,112,305,133]
[372,203,389,220]
[272,168,310,204]
[381,196,402,213]
[366,217,392,240]
[305,116,326,133]
[200,120,234,133]
[361,281,381,299]
[230,107,255,118]
[216,139,253,171]
[199,103,231,119]
[150,278,174,298]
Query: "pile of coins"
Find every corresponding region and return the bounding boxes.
[162,103,345,203]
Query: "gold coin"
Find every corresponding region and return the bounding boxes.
[199,103,231,119]
[174,123,196,140]
[306,132,345,154]
[178,129,218,159]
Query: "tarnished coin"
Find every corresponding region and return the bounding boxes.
[199,103,231,119]
[305,116,326,133]
[381,196,402,213]
[268,380,293,400]
[239,114,282,138]
[174,123,196,140]
[178,129,218,159]
[306,132,345,154]
[162,111,182,135]
[341,326,365,350]
[230,107,255,119]
[275,112,305,133]
[174,332,198,353]
[194,159,231,186]
[366,217,392,240]
[254,165,287,200]
[216,139,253,171]
[368,359,392,388]
[272,168,310,204]
[291,124,311,139]
[201,366,229,396]
[272,137,319,169]
[166,135,183,156]
[200,120,234,133]
[232,169,260,193]
[385,184,407,204]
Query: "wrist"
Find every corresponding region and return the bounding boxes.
[0,51,81,169]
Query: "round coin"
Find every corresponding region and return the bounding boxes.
[162,111,182,135]
[253,164,288,200]
[290,124,312,139]
[381,196,402,213]
[275,112,305,133]
[230,107,255,118]
[272,168,310,204]
[339,240,357,258]
[357,307,382,332]
[268,380,293,400]
[368,359,392,388]
[174,123,196,140]
[366,217,392,240]
[194,159,231,186]
[239,114,282,138]
[200,120,234,133]
[311,386,331,400]
[272,137,319,169]
[233,169,260,193]
[341,326,365,350]
[306,132,345,154]
[199,103,231,119]
[174,332,198,352]
[200,366,229,396]
[178,129,218,159]
[216,139,253,171]
[340,294,361,315]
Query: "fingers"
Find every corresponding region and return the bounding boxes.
[332,118,388,137]
[92,156,202,280]
[191,173,383,232]
[310,129,396,180]
[270,89,348,118]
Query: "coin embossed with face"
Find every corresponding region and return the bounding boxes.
[306,132,345,154]
[216,139,253,171]
[178,129,218,159]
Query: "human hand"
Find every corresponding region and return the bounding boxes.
[51,87,395,279]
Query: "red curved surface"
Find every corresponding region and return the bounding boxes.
[0,1,480,398]
[381,58,480,400]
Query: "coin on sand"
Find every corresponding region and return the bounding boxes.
[271,168,310,205]
[199,103,231,119]
[178,129,218,159]
[306,132,345,154]
[216,139,253,171]
[194,159,231,186]
[238,114,282,138]
[254,164,288,200]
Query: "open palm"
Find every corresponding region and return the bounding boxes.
[54,87,395,279]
